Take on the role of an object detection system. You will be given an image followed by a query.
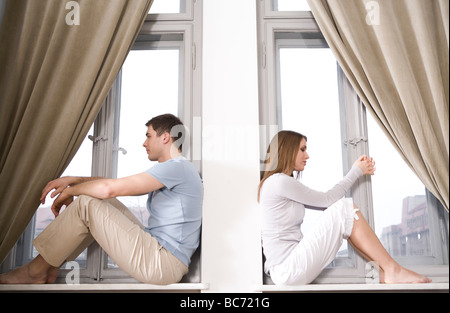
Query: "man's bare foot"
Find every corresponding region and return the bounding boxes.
[0,264,48,284]
[46,267,60,284]
[381,265,432,284]
[0,255,59,284]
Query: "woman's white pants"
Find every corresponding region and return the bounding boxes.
[269,198,359,285]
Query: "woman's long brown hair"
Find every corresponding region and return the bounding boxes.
[257,130,307,202]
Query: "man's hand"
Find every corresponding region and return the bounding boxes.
[51,190,74,217]
[40,176,76,205]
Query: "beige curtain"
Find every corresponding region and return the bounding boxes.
[0,0,153,263]
[307,0,449,211]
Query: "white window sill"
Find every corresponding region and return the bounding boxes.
[0,283,209,293]
[1,282,447,293]
[255,282,449,293]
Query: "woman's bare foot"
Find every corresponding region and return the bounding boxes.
[0,255,59,284]
[381,264,432,284]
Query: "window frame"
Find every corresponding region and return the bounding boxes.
[1,0,203,283]
[256,0,449,283]
[263,0,312,19]
[146,0,195,21]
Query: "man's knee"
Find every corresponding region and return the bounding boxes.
[77,194,100,203]
[76,195,104,212]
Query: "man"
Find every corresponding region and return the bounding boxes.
[0,114,203,284]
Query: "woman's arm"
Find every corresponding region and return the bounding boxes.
[352,155,376,176]
[274,155,374,209]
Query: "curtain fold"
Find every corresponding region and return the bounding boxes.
[0,0,153,263]
[307,0,449,211]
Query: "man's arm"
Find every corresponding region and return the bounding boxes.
[49,173,164,217]
[63,173,164,199]
[40,176,103,205]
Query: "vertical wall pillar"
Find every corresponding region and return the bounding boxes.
[202,0,262,292]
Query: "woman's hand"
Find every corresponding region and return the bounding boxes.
[353,155,376,175]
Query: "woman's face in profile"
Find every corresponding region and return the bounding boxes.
[294,138,309,172]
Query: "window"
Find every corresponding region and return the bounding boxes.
[1,0,202,283]
[150,0,185,14]
[276,36,347,257]
[257,0,448,283]
[115,43,182,224]
[272,0,311,12]
[147,0,194,21]
[368,114,449,267]
[105,46,181,272]
[262,0,312,19]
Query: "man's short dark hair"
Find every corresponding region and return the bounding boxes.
[146,114,185,152]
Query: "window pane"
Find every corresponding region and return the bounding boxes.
[33,127,94,268]
[273,0,310,11]
[278,48,346,255]
[117,49,180,182]
[116,49,180,226]
[149,0,185,14]
[367,114,443,264]
[107,49,180,269]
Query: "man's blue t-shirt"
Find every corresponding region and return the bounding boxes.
[145,156,203,267]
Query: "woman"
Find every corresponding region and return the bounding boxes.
[258,130,431,285]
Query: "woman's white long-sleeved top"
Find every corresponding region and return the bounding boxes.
[260,166,363,274]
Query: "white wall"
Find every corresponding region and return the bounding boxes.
[201,0,263,292]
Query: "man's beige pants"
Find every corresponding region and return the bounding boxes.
[33,195,188,284]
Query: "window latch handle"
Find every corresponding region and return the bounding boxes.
[344,136,368,146]
[88,135,107,143]
[114,147,128,155]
